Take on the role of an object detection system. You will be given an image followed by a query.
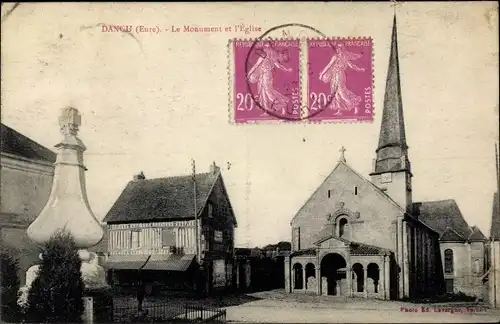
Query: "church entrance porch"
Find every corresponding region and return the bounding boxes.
[286,236,394,300]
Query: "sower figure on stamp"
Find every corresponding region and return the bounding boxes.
[247,42,293,115]
[319,43,365,115]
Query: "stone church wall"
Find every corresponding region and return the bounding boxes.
[291,163,401,252]
[440,241,485,297]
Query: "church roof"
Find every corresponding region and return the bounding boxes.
[1,123,56,163]
[439,227,466,242]
[350,242,388,256]
[103,171,237,225]
[373,15,409,175]
[312,233,390,256]
[491,192,500,240]
[291,160,408,225]
[468,225,487,242]
[413,199,471,241]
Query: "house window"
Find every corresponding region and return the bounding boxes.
[131,230,141,249]
[328,190,331,198]
[162,228,176,247]
[339,218,348,238]
[444,249,453,274]
[354,186,358,195]
[208,203,214,218]
[214,230,223,242]
[473,259,481,275]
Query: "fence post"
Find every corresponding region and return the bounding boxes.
[185,303,188,319]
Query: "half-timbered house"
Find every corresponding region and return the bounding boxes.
[102,162,237,295]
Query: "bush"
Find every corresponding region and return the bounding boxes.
[0,249,21,322]
[24,230,84,323]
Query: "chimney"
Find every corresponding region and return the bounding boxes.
[133,171,146,181]
[209,161,220,175]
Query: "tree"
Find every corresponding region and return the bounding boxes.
[24,230,84,323]
[0,249,21,322]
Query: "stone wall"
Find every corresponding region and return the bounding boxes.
[290,163,402,252]
[0,154,54,285]
[440,241,486,297]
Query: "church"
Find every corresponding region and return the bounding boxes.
[284,17,487,300]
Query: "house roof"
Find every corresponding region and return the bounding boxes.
[491,192,500,240]
[1,123,56,163]
[142,254,195,271]
[413,199,471,241]
[104,255,150,270]
[103,172,219,223]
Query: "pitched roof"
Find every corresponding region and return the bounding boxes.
[440,227,466,242]
[468,225,487,242]
[1,123,56,163]
[413,199,471,241]
[291,161,407,225]
[491,192,500,240]
[373,15,408,175]
[350,242,387,256]
[103,172,224,223]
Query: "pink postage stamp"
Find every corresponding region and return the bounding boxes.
[307,38,373,121]
[232,39,301,123]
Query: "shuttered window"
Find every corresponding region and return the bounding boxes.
[131,230,140,249]
[162,228,176,247]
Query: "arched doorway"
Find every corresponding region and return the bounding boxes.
[320,253,347,296]
[352,263,364,292]
[367,263,380,294]
[293,263,303,290]
[305,263,315,289]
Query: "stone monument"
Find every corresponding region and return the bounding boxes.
[18,107,111,323]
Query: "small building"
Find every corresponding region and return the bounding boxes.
[0,123,56,285]
[102,162,237,295]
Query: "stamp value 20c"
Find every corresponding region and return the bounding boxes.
[230,37,373,123]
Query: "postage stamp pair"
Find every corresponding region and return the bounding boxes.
[230,38,373,123]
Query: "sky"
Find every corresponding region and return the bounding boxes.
[1,2,498,248]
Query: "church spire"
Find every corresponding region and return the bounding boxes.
[372,14,410,175]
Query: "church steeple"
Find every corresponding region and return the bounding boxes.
[370,14,412,211]
[371,15,411,176]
